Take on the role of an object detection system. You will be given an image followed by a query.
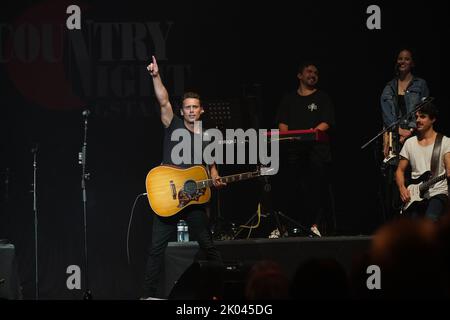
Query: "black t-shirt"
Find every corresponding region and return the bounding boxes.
[276,90,335,129]
[276,90,335,163]
[162,116,207,168]
[397,94,408,129]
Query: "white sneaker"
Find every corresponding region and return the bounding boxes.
[269,228,289,238]
[310,224,321,237]
[269,229,281,239]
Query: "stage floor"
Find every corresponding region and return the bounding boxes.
[160,235,372,298]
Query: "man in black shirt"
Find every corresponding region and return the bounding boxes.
[276,62,335,236]
[142,56,224,299]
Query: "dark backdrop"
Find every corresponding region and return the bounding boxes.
[1,0,449,299]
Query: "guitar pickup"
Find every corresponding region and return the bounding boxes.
[170,180,176,199]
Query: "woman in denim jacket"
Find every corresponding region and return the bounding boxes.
[380,49,430,157]
[380,49,429,220]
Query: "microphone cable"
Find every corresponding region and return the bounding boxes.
[126,192,147,265]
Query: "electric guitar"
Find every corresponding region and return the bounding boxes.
[145,165,275,217]
[400,171,447,214]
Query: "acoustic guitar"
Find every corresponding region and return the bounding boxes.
[145,165,274,217]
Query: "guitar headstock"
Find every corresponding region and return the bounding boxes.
[258,166,276,176]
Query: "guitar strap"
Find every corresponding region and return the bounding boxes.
[430,133,443,177]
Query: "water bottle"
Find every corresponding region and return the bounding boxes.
[177,220,189,242]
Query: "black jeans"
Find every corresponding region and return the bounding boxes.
[407,194,448,222]
[274,144,332,232]
[143,205,222,297]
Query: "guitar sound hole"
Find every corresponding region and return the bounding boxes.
[183,180,197,196]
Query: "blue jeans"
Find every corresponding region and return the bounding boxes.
[143,205,222,297]
[408,194,448,222]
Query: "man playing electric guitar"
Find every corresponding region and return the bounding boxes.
[141,56,224,299]
[395,103,450,221]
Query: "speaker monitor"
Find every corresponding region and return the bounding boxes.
[0,242,22,300]
[168,260,254,300]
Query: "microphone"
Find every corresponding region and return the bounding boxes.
[82,109,91,117]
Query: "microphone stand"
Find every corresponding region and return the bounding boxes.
[361,97,434,150]
[31,145,39,300]
[214,126,223,238]
[79,110,92,300]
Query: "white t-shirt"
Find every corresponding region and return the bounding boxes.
[399,135,450,198]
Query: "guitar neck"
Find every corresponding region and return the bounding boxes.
[197,171,260,188]
[419,173,447,192]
